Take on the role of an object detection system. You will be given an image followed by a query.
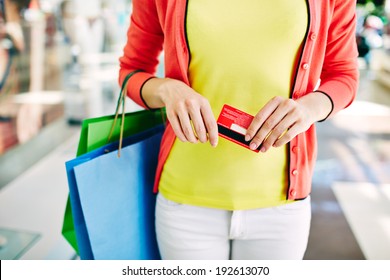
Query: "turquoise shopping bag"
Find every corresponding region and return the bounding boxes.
[65,125,163,260]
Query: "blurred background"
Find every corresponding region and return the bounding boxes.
[0,0,389,260]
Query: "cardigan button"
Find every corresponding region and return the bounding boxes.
[302,63,309,70]
[292,169,299,176]
[292,146,300,153]
[310,33,317,41]
[289,189,297,197]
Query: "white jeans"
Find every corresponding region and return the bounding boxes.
[155,193,311,260]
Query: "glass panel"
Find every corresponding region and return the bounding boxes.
[0,0,133,156]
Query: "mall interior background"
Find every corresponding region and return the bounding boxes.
[0,0,390,260]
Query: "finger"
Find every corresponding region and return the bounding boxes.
[177,110,198,144]
[273,104,311,148]
[206,119,218,147]
[201,106,218,147]
[245,96,283,142]
[273,123,301,147]
[273,111,310,147]
[249,102,291,151]
[261,114,295,151]
[167,112,188,143]
[188,108,208,143]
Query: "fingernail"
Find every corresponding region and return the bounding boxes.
[261,147,266,153]
[245,135,250,142]
[250,143,257,150]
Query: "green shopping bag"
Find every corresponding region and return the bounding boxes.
[61,72,165,253]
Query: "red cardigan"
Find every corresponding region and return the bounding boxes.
[119,0,359,200]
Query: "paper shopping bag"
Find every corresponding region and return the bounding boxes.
[66,125,163,259]
[61,109,165,253]
[77,109,165,156]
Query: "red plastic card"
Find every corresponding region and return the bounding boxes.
[217,104,260,152]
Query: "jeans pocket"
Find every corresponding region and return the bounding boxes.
[273,196,311,216]
[157,193,183,209]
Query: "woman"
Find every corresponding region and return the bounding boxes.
[119,0,359,260]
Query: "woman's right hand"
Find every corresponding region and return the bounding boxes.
[142,78,218,147]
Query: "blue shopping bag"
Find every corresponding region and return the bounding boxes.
[65,156,93,260]
[65,125,163,260]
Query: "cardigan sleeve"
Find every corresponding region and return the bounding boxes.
[316,0,359,119]
[118,0,164,108]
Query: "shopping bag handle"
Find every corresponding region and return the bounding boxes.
[107,70,142,157]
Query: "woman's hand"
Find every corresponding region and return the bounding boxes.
[245,92,332,152]
[142,78,218,147]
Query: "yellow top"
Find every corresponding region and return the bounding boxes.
[158,0,308,210]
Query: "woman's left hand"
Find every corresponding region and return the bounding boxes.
[245,93,332,152]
